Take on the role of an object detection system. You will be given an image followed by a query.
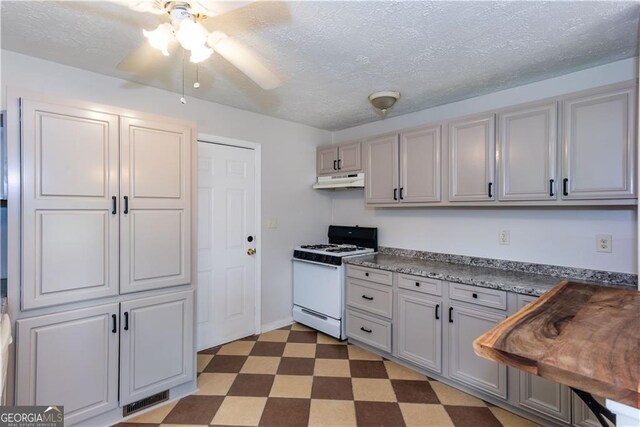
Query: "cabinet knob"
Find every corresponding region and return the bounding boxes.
[472,293,478,299]
[365,272,369,277]
[415,282,420,287]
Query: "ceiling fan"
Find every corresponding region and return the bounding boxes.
[119,0,282,90]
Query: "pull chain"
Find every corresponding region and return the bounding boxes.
[194,64,200,89]
[180,49,186,104]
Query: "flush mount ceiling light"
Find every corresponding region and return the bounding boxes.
[368,91,401,115]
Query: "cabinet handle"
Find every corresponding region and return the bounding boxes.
[124,312,129,331]
[123,196,129,214]
[435,304,440,320]
[488,182,493,198]
[563,178,569,196]
[415,282,420,287]
[333,160,337,170]
[393,188,398,200]
[399,187,404,200]
[111,314,117,333]
[111,196,117,215]
[361,295,374,301]
[472,293,478,299]
[449,307,454,323]
[549,179,555,197]
[337,159,341,170]
[360,326,372,333]
[365,272,369,277]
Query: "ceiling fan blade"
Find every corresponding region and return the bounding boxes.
[189,1,256,17]
[116,0,166,14]
[117,41,168,73]
[209,33,281,90]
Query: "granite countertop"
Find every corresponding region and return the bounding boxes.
[343,252,637,296]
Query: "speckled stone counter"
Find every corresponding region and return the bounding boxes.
[343,249,637,296]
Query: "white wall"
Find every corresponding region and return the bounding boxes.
[1,50,333,326]
[332,58,639,274]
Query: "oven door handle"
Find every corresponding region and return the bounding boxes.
[291,258,341,269]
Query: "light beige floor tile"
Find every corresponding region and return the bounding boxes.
[490,407,542,426]
[215,340,255,356]
[348,345,382,361]
[196,354,213,372]
[430,381,486,406]
[283,343,317,358]
[210,396,267,426]
[313,359,351,377]
[317,333,344,345]
[308,399,357,427]
[160,424,208,427]
[195,373,237,396]
[130,401,177,423]
[383,361,428,380]
[257,329,290,342]
[400,403,454,427]
[291,323,314,331]
[352,378,397,402]
[269,374,313,398]
[240,356,281,374]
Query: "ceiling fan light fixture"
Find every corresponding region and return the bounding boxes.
[369,91,401,114]
[190,45,213,63]
[176,19,207,51]
[142,23,174,56]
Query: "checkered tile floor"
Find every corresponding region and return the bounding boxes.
[116,323,540,427]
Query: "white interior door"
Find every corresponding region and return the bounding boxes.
[197,142,257,351]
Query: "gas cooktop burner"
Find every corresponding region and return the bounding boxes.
[325,246,366,253]
[299,244,337,250]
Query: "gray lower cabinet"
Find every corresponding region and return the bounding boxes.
[396,291,442,373]
[448,303,508,399]
[16,303,120,425]
[572,394,607,427]
[120,290,194,405]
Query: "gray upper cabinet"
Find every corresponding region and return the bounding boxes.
[449,114,496,202]
[365,134,399,204]
[120,290,194,405]
[498,103,558,201]
[562,85,637,200]
[396,291,442,373]
[400,125,442,203]
[316,141,362,176]
[16,303,120,425]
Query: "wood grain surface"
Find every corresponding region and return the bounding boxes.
[474,280,640,408]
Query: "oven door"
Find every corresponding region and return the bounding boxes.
[293,259,342,320]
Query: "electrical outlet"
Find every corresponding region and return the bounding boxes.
[596,234,612,253]
[498,230,510,245]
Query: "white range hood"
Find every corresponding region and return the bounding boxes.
[313,173,364,190]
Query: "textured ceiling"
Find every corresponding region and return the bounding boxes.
[1,1,639,131]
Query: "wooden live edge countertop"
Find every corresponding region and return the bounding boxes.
[473,280,640,408]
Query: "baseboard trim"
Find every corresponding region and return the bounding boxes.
[260,316,294,334]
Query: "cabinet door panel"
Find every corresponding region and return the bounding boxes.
[400,125,441,203]
[499,103,557,201]
[562,87,636,199]
[120,290,194,405]
[317,146,338,176]
[397,292,442,373]
[338,141,362,173]
[120,116,192,293]
[21,99,119,309]
[449,115,496,201]
[572,393,607,427]
[365,135,399,204]
[16,304,119,425]
[448,304,507,399]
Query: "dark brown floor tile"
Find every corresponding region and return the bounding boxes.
[227,373,275,397]
[316,344,349,359]
[278,324,293,330]
[259,397,311,426]
[349,360,389,378]
[199,345,222,355]
[287,331,318,343]
[354,401,406,427]
[310,377,353,400]
[250,342,286,357]
[162,395,224,425]
[113,424,159,427]
[240,334,259,341]
[445,406,502,427]
[391,379,440,403]
[203,355,247,373]
[277,357,315,375]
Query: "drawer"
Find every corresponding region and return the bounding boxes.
[346,278,393,319]
[448,282,507,310]
[346,265,393,286]
[398,274,442,296]
[346,310,392,352]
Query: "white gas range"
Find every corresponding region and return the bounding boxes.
[292,226,377,339]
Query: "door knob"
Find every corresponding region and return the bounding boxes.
[247,248,256,256]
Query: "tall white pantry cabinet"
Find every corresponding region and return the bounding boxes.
[6,90,197,426]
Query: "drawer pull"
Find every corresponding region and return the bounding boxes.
[449,307,454,323]
[360,326,372,333]
[435,304,440,320]
[365,272,369,277]
[472,293,478,299]
[361,295,374,301]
